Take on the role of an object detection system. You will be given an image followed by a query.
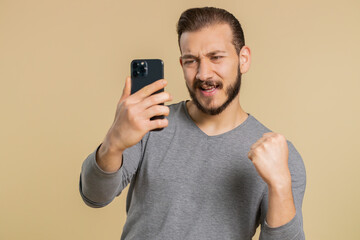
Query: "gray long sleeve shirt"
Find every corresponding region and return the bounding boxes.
[80,101,306,240]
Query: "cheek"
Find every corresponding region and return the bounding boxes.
[216,61,238,80]
[183,68,196,82]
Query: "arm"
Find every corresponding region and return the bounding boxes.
[79,77,172,207]
[248,133,306,239]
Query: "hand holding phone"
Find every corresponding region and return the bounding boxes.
[96,59,172,172]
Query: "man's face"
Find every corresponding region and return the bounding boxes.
[179,23,241,115]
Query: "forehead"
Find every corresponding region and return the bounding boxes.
[179,23,235,55]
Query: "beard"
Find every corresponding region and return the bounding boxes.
[186,67,242,115]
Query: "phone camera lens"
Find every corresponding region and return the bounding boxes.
[133,70,139,77]
[140,67,146,74]
[132,62,139,69]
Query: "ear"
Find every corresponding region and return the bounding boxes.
[179,56,183,67]
[239,46,251,74]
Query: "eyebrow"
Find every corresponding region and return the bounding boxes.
[181,50,227,59]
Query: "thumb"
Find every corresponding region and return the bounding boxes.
[120,76,131,102]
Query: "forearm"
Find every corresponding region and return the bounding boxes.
[258,140,306,240]
[80,146,125,207]
[266,183,296,227]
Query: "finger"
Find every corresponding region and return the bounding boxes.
[250,138,265,150]
[147,118,169,131]
[141,92,173,109]
[143,105,170,119]
[247,150,253,160]
[263,132,274,138]
[132,79,167,100]
[119,76,131,102]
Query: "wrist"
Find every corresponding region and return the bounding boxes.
[267,170,292,191]
[268,182,292,197]
[99,138,124,156]
[96,141,124,173]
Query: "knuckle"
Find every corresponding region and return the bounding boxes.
[272,132,279,138]
[147,93,168,106]
[263,132,271,137]
[121,99,130,108]
[274,133,286,142]
[164,92,171,99]
[155,119,167,128]
[161,92,169,100]
[151,94,163,105]
[140,86,151,97]
[253,146,261,154]
[152,105,162,113]
[158,92,168,101]
[156,80,163,88]
[127,105,136,116]
[161,118,169,127]
[279,134,286,141]
[156,120,163,128]
[158,105,169,114]
[147,96,157,105]
[260,143,267,150]
[157,79,166,87]
[161,106,169,115]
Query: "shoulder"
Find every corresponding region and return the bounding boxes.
[167,101,185,115]
[239,114,273,144]
[287,140,306,185]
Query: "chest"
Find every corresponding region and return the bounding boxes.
[134,128,265,200]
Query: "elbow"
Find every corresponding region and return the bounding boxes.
[79,177,113,208]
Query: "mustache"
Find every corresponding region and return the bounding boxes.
[193,79,223,89]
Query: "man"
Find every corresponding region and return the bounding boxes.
[80,7,306,240]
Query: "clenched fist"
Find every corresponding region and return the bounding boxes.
[248,132,291,188]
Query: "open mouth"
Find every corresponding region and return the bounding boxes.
[199,83,219,92]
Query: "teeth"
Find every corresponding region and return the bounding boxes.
[203,86,213,90]
[202,86,215,92]
[201,85,216,90]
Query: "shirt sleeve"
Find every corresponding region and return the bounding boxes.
[259,140,306,240]
[79,135,148,208]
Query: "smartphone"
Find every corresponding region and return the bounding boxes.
[131,59,165,122]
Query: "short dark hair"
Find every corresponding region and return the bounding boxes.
[176,7,245,54]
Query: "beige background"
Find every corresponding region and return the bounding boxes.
[1,0,359,239]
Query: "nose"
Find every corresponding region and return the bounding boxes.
[196,59,213,81]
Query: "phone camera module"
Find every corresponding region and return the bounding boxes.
[132,60,148,78]
[133,70,140,77]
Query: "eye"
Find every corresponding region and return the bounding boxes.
[211,56,223,61]
[184,59,197,65]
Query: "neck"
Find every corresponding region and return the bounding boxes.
[186,98,248,136]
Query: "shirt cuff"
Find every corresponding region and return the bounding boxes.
[260,213,304,240]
